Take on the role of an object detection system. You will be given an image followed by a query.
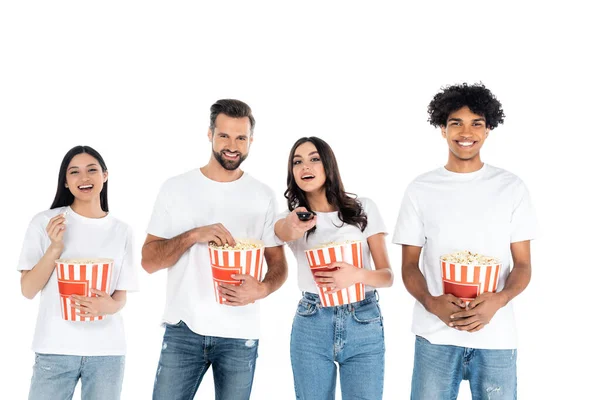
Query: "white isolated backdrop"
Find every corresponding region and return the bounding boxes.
[1,1,598,399]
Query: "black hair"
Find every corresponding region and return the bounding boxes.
[284,137,367,238]
[428,83,505,129]
[50,146,109,212]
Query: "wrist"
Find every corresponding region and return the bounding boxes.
[258,281,270,300]
[423,294,435,313]
[47,245,63,258]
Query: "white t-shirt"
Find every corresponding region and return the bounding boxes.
[147,169,280,340]
[393,164,537,350]
[17,206,139,356]
[279,197,387,293]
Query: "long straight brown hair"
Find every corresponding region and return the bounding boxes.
[284,137,367,237]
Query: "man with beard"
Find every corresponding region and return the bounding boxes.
[393,83,537,399]
[142,99,287,400]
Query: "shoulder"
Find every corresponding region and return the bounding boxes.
[242,173,278,199]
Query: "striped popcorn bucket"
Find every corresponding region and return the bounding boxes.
[440,259,501,303]
[55,258,114,322]
[305,241,365,307]
[209,239,265,304]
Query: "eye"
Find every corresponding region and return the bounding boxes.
[293,160,302,166]
[238,137,247,141]
[310,157,321,162]
[69,170,78,175]
[88,168,98,173]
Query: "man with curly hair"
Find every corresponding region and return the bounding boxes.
[393,83,537,399]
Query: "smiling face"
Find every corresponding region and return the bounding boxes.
[292,141,327,194]
[65,153,108,203]
[441,106,490,163]
[209,113,253,171]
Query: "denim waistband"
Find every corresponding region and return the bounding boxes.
[300,290,378,306]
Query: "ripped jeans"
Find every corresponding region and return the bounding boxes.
[411,336,517,400]
[152,321,259,400]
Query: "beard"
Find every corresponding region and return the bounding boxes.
[213,149,248,170]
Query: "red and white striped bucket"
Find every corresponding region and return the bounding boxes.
[440,259,501,303]
[208,239,265,304]
[55,259,114,321]
[305,241,365,307]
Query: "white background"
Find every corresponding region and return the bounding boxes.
[1,1,598,399]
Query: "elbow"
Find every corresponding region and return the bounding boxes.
[21,286,36,300]
[386,269,395,287]
[141,258,158,274]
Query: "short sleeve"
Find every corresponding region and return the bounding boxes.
[261,193,284,247]
[114,226,140,291]
[146,182,174,239]
[17,215,47,272]
[361,198,387,238]
[510,180,538,243]
[392,185,425,247]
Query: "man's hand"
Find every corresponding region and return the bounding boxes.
[194,223,235,247]
[218,274,267,306]
[449,292,508,333]
[425,294,466,327]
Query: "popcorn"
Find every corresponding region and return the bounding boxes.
[441,250,499,265]
[56,258,113,264]
[209,241,262,250]
[315,240,361,249]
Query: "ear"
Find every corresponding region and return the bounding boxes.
[207,128,213,142]
[249,133,254,145]
[103,170,109,183]
[485,128,490,136]
[441,126,447,138]
[65,183,69,188]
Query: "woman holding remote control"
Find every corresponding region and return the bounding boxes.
[274,136,393,400]
[17,146,138,400]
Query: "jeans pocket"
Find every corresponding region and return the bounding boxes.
[296,300,317,317]
[352,300,382,324]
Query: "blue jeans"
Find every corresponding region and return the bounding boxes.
[412,336,517,400]
[152,320,259,400]
[290,291,385,400]
[28,353,125,400]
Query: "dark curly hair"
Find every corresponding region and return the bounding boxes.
[428,83,505,129]
[284,137,367,238]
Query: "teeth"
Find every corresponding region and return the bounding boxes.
[458,142,474,147]
[79,185,93,189]
[302,175,314,179]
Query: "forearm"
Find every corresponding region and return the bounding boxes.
[358,267,394,288]
[499,262,531,305]
[109,290,127,314]
[142,230,198,273]
[21,246,62,299]
[261,251,288,297]
[402,262,434,311]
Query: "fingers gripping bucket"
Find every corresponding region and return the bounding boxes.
[440,259,501,304]
[305,241,365,307]
[55,258,114,321]
[209,239,265,304]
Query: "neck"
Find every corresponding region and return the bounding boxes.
[445,153,484,173]
[201,158,243,182]
[306,189,335,212]
[70,199,107,218]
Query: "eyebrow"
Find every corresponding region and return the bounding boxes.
[68,163,99,170]
[448,117,486,123]
[293,151,319,158]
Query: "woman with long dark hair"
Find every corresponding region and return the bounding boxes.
[17,146,138,400]
[275,137,393,399]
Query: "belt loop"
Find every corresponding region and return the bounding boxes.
[375,289,379,301]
